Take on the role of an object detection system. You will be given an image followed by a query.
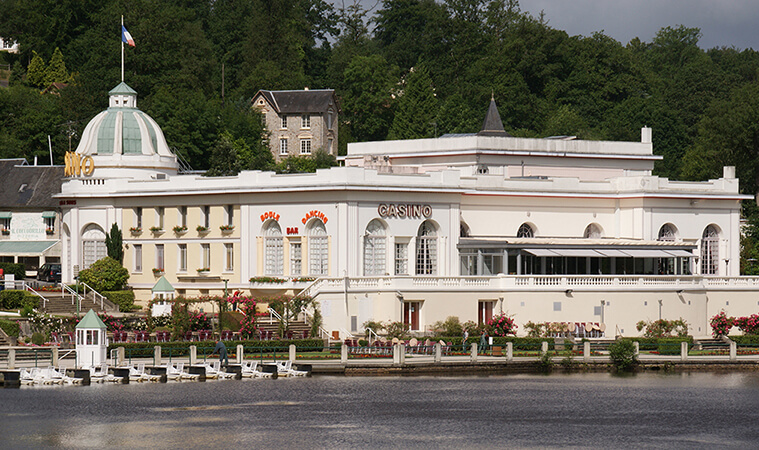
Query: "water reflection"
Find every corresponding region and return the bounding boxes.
[3,372,759,449]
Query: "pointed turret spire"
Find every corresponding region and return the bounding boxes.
[477,96,511,137]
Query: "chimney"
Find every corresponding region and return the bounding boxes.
[723,166,736,179]
[641,126,652,144]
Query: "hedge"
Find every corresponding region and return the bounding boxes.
[0,290,39,310]
[103,290,137,312]
[730,335,759,345]
[621,337,693,354]
[402,336,556,351]
[0,262,25,279]
[0,318,20,337]
[108,338,326,355]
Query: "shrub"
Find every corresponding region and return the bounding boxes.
[537,351,554,373]
[524,321,545,337]
[385,321,410,340]
[487,313,517,336]
[636,318,688,338]
[0,262,25,279]
[0,319,20,337]
[0,290,26,309]
[609,339,638,371]
[657,338,688,355]
[363,320,385,335]
[430,316,462,338]
[77,257,129,291]
[733,314,759,335]
[31,332,46,345]
[103,290,137,312]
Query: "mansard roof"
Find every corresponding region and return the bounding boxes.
[0,159,63,209]
[254,89,338,114]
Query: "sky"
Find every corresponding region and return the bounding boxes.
[341,0,759,50]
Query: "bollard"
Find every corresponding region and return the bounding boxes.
[680,341,688,361]
[154,345,162,366]
[8,348,14,370]
[393,343,401,365]
[471,343,478,362]
[399,344,406,365]
[634,341,640,356]
[190,345,197,366]
[729,340,737,361]
[341,342,348,363]
[289,344,296,362]
[237,344,244,364]
[583,341,590,362]
[434,342,441,363]
[541,341,548,355]
[506,342,513,361]
[52,346,59,367]
[117,347,125,366]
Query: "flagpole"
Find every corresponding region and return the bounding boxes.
[121,15,124,82]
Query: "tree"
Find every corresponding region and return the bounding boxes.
[205,131,243,176]
[105,223,123,264]
[387,64,438,140]
[77,257,129,292]
[26,51,46,87]
[44,47,70,86]
[341,54,397,142]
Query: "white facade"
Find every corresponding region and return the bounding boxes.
[58,88,754,338]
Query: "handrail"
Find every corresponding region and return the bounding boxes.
[365,327,380,342]
[78,281,108,310]
[22,282,47,310]
[299,306,331,340]
[61,283,84,313]
[267,307,283,324]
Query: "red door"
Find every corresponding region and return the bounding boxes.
[478,301,493,326]
[404,302,420,331]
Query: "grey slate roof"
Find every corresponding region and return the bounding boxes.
[477,98,512,137]
[0,159,64,209]
[255,89,337,114]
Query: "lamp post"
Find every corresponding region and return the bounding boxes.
[658,299,663,320]
[220,279,229,333]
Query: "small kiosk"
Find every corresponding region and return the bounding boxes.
[151,276,175,317]
[75,309,108,368]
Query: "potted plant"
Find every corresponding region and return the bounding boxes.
[173,225,188,234]
[1,229,10,235]
[220,224,234,233]
[196,267,210,274]
[196,225,209,233]
[45,228,55,235]
[149,226,163,233]
[152,268,164,276]
[130,226,142,234]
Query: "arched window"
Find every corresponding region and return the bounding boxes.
[516,223,534,238]
[82,224,106,269]
[701,225,719,275]
[364,220,386,276]
[308,219,328,276]
[658,224,676,242]
[583,223,603,239]
[263,220,283,275]
[416,221,437,275]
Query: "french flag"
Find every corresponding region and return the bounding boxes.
[121,25,135,47]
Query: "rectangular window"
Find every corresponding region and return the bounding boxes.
[290,242,302,275]
[300,139,311,154]
[328,138,333,154]
[44,217,55,234]
[134,244,142,272]
[301,114,310,129]
[203,206,210,228]
[225,243,234,272]
[201,243,210,269]
[395,242,408,275]
[281,115,287,129]
[135,207,142,229]
[178,244,187,272]
[0,217,10,231]
[280,138,288,155]
[155,244,164,271]
[156,206,164,229]
[179,206,187,227]
[460,249,478,275]
[226,205,234,226]
[265,237,284,275]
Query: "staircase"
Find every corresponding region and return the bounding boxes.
[693,337,729,351]
[40,291,116,315]
[256,317,312,339]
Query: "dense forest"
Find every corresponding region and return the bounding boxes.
[2,0,759,271]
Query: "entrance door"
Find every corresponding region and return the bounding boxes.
[404,302,420,331]
[478,301,494,326]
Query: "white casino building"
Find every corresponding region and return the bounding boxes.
[58,84,758,338]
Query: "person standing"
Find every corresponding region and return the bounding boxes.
[212,340,229,366]
[479,330,489,353]
[462,329,469,353]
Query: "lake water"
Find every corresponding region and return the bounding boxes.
[3,372,759,449]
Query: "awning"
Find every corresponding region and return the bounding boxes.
[595,249,630,257]
[0,211,11,219]
[550,249,603,257]
[524,249,560,257]
[618,249,676,258]
[42,211,56,218]
[664,250,695,258]
[0,241,57,255]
